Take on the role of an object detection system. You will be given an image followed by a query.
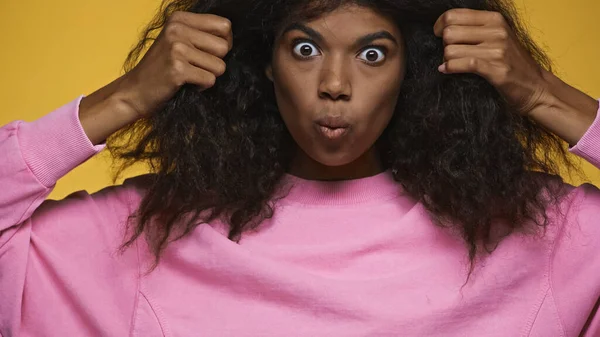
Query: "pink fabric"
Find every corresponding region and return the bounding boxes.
[1,97,600,337]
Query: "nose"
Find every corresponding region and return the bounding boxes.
[318,56,351,101]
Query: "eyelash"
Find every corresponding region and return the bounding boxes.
[290,38,388,65]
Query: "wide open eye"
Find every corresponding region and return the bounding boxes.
[293,41,320,58]
[358,47,386,64]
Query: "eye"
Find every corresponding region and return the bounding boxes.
[292,41,320,58]
[358,47,386,64]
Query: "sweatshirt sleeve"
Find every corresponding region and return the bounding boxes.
[568,99,600,167]
[0,97,140,336]
[0,96,105,233]
[550,99,600,336]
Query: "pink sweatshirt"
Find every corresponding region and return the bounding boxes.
[1,96,600,337]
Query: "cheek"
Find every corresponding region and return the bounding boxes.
[354,75,403,132]
[273,76,310,114]
[271,65,321,146]
[271,59,317,117]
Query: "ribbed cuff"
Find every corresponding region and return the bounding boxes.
[17,96,106,187]
[569,99,600,168]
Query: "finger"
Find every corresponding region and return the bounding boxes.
[170,11,233,50]
[439,57,496,82]
[178,43,227,77]
[441,26,509,46]
[443,45,506,63]
[182,63,218,90]
[176,23,231,58]
[434,9,504,37]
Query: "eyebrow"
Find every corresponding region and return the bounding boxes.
[281,22,399,49]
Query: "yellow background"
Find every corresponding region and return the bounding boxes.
[0,0,598,200]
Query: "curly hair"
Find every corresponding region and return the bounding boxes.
[108,0,584,272]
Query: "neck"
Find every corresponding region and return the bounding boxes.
[288,147,383,181]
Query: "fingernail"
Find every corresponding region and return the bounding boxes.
[438,63,447,73]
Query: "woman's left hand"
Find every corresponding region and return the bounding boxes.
[433,8,549,115]
[434,8,599,146]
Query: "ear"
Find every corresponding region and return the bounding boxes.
[265,64,274,82]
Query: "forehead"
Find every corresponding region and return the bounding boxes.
[280,4,400,38]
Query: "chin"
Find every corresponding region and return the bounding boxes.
[308,148,362,167]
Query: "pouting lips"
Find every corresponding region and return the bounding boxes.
[317,125,348,139]
[315,116,350,129]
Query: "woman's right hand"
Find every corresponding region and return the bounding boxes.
[79,11,233,145]
[120,11,233,118]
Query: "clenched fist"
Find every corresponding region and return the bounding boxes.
[120,11,233,118]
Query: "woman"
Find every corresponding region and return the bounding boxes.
[1,0,599,335]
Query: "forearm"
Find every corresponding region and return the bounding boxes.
[528,70,599,147]
[79,75,141,145]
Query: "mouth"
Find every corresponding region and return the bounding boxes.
[316,116,351,129]
[314,116,351,141]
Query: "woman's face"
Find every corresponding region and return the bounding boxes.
[267,4,406,179]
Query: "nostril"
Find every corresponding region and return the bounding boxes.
[319,91,351,101]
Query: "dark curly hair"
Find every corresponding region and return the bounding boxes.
[108,0,585,272]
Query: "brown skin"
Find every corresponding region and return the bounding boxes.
[79,12,233,145]
[434,8,598,147]
[79,7,597,179]
[266,4,406,181]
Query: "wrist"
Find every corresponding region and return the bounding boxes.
[79,77,142,145]
[111,73,152,121]
[528,70,598,146]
